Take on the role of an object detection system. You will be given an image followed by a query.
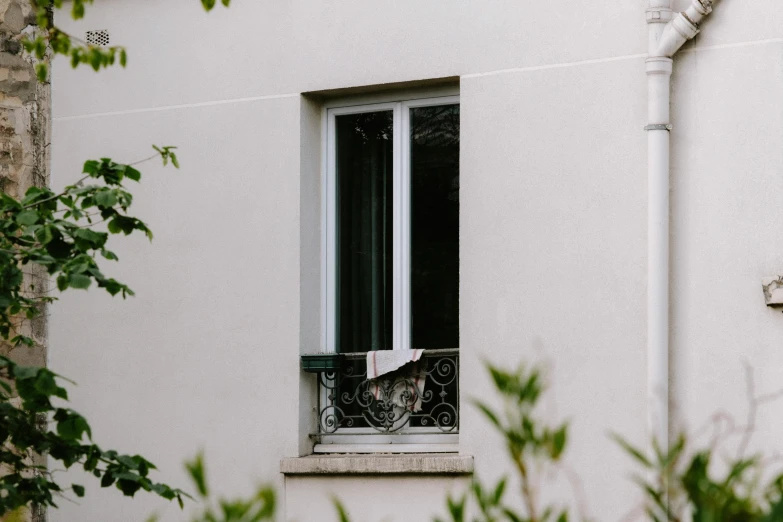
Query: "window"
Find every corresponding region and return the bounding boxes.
[325,96,460,353]
[314,94,459,450]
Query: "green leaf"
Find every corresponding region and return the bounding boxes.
[35,63,48,83]
[552,424,568,460]
[101,249,119,261]
[69,274,92,290]
[94,190,118,208]
[83,160,100,175]
[72,1,85,19]
[13,366,40,380]
[185,453,209,498]
[611,433,653,468]
[125,165,141,182]
[117,455,138,469]
[472,400,501,429]
[503,508,524,522]
[333,498,351,522]
[35,225,54,245]
[16,210,40,225]
[492,477,507,505]
[107,219,121,234]
[57,274,69,292]
[56,411,92,441]
[117,478,142,496]
[72,484,85,497]
[445,493,466,522]
[100,471,116,488]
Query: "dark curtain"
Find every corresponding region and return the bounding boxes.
[336,111,394,353]
[410,104,460,349]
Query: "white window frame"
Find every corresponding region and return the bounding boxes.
[322,94,460,355]
[317,91,460,453]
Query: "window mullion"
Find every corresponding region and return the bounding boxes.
[392,102,404,351]
[400,103,412,351]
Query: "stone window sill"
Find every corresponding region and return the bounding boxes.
[280,453,473,475]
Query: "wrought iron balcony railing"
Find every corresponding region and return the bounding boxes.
[309,349,459,437]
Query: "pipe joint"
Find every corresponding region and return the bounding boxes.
[655,14,697,57]
[673,13,700,38]
[646,56,673,76]
[653,0,716,57]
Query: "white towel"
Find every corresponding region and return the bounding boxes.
[366,349,427,413]
[366,349,424,379]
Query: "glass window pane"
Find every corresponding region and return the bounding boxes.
[410,104,460,349]
[336,111,394,353]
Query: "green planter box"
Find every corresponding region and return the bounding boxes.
[301,353,343,373]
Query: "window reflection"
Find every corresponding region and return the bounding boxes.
[410,104,460,349]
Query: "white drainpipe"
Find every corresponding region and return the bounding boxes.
[646,0,715,447]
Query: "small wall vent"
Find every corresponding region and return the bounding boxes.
[86,30,110,46]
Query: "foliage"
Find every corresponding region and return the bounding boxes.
[616,432,783,521]
[0,155,157,346]
[332,361,783,522]
[0,0,229,517]
[172,453,276,522]
[0,148,190,516]
[11,1,783,520]
[435,363,572,522]
[0,355,189,514]
[24,0,230,82]
[118,360,783,522]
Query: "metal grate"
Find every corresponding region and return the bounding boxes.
[86,30,110,46]
[314,349,459,437]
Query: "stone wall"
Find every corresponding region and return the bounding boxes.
[0,0,49,365]
[0,2,49,521]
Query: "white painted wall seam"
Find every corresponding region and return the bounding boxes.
[54,38,782,123]
[53,92,301,121]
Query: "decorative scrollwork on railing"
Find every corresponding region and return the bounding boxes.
[316,351,459,435]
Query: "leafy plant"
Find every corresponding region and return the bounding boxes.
[616,431,783,521]
[129,360,783,522]
[174,453,275,522]
[325,362,578,522]
[0,0,228,516]
[314,363,575,522]
[0,148,191,516]
[431,363,571,522]
[0,355,189,514]
[24,0,230,82]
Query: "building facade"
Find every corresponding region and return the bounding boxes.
[49,0,783,520]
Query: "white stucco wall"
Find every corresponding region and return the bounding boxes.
[49,1,783,521]
[50,97,304,521]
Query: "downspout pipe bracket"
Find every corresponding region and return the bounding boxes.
[645,124,673,131]
[646,7,674,23]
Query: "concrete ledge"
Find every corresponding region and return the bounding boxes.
[280,454,474,475]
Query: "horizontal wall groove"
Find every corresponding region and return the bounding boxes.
[54,92,301,122]
[54,36,782,122]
